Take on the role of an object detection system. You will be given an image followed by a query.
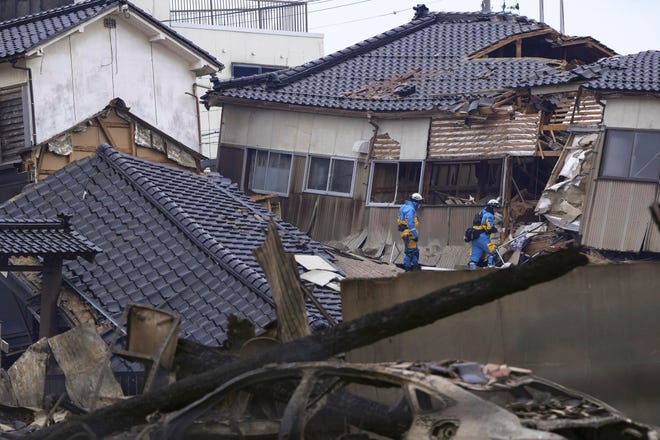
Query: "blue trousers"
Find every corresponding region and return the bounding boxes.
[402,238,419,271]
[469,233,495,268]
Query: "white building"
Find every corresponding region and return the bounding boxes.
[125,0,324,158]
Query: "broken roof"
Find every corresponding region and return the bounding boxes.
[0,0,222,71]
[203,10,613,113]
[526,50,660,93]
[0,145,341,345]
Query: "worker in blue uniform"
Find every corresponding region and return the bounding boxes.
[397,192,423,271]
[468,198,501,270]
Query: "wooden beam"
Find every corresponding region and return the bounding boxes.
[96,117,119,149]
[39,257,63,339]
[467,29,554,59]
[515,38,522,58]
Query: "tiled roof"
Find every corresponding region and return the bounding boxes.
[0,145,341,345]
[0,0,221,67]
[0,215,100,261]
[525,51,660,93]
[204,11,581,112]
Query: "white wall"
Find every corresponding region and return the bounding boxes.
[222,106,376,158]
[222,105,432,160]
[27,13,201,149]
[603,96,660,130]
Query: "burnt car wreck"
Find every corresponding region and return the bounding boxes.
[155,361,656,440]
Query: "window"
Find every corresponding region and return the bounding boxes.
[368,161,423,205]
[601,129,660,181]
[232,63,284,79]
[249,150,292,196]
[304,156,356,196]
[425,160,502,205]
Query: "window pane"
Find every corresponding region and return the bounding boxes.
[307,157,330,191]
[252,150,268,191]
[395,162,422,204]
[631,132,660,180]
[370,163,397,203]
[267,152,291,194]
[601,130,634,178]
[329,159,354,194]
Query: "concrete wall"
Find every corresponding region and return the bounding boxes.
[341,262,660,425]
[25,12,202,150]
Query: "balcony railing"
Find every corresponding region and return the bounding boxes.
[170,0,308,32]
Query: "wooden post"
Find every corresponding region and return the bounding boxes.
[39,257,63,339]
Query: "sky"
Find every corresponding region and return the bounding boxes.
[307,0,660,56]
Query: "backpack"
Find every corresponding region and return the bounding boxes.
[464,227,480,242]
[472,210,483,226]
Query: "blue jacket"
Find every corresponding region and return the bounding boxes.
[478,207,496,234]
[398,200,419,240]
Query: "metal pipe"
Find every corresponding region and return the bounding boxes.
[539,0,544,22]
[560,0,565,34]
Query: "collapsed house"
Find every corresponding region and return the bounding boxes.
[203,6,617,267]
[0,145,342,368]
[522,50,660,254]
[0,0,222,201]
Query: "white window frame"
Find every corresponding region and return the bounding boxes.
[366,160,425,207]
[303,155,357,197]
[247,148,294,197]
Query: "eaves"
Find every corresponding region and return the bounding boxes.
[16,5,222,74]
[210,96,455,120]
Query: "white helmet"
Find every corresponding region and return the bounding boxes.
[411,193,424,202]
[487,198,501,208]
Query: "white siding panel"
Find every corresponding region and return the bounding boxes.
[221,104,251,146]
[379,118,429,160]
[604,97,660,130]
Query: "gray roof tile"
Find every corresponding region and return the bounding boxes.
[0,0,221,67]
[204,11,584,112]
[0,145,340,345]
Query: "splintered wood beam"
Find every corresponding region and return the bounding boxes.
[253,220,311,342]
[26,248,589,440]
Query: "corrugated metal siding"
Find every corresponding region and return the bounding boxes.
[429,113,539,159]
[371,133,400,160]
[582,180,659,252]
[0,89,29,165]
[646,189,660,251]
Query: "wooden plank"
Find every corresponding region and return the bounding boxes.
[253,220,311,342]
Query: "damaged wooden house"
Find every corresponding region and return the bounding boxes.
[0,0,222,202]
[0,145,342,379]
[521,50,660,255]
[203,5,615,267]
